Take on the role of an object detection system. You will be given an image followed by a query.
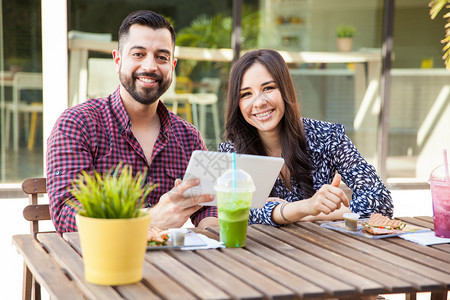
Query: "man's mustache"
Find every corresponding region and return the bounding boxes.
[133,72,163,81]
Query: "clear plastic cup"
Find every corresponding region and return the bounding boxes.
[429,164,450,238]
[343,213,360,231]
[214,168,255,248]
[169,228,187,246]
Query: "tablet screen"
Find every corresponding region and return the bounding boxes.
[183,151,284,208]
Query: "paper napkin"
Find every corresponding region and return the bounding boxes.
[399,231,450,246]
[181,233,224,250]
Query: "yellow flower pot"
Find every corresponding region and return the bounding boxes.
[76,212,151,285]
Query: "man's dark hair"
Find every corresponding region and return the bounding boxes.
[118,10,176,52]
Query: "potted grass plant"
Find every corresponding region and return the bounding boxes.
[336,25,356,52]
[68,163,157,285]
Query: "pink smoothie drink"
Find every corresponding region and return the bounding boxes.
[430,181,450,238]
[429,163,450,238]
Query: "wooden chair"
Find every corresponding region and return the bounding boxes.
[21,177,50,300]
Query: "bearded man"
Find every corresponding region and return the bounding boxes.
[46,10,218,234]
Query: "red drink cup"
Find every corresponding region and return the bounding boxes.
[429,164,450,238]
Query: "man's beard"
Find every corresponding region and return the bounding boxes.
[119,70,172,105]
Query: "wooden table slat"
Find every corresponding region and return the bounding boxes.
[246,226,386,295]
[38,233,124,300]
[222,247,326,298]
[146,250,230,300]
[280,224,420,293]
[396,217,434,230]
[206,227,355,297]
[169,250,264,300]
[194,248,296,299]
[141,260,195,300]
[412,216,434,224]
[388,238,450,263]
[115,282,162,300]
[63,232,82,253]
[12,235,88,300]
[431,243,450,252]
[289,223,447,287]
[297,222,449,290]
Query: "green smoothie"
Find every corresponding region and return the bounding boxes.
[217,191,252,248]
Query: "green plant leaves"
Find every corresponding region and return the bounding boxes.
[66,163,158,219]
[336,25,355,38]
[429,0,450,69]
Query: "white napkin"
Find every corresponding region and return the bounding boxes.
[181,233,224,250]
[399,231,450,245]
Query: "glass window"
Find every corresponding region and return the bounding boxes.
[251,0,450,181]
[1,0,42,182]
[388,1,450,179]
[255,0,383,165]
[2,0,448,183]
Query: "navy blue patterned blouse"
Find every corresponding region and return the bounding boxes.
[219,118,393,226]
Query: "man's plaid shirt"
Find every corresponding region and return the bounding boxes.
[46,88,217,233]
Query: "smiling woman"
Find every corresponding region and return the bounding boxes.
[220,49,393,227]
[238,63,285,139]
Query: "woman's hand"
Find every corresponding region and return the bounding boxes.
[149,178,214,229]
[304,173,349,216]
[272,173,350,224]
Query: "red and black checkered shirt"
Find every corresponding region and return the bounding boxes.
[46,88,217,233]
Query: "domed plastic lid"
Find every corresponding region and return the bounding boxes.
[430,164,450,182]
[214,168,255,192]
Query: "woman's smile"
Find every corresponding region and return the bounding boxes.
[254,109,274,120]
[239,62,285,135]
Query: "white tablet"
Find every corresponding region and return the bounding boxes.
[182,150,284,208]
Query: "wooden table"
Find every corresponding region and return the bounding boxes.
[12,216,450,299]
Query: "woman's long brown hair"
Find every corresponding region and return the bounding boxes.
[225,49,315,198]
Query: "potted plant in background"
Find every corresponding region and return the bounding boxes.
[336,25,356,52]
[68,163,157,285]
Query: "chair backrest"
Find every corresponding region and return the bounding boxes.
[199,77,221,94]
[21,178,50,237]
[12,72,43,106]
[87,57,120,99]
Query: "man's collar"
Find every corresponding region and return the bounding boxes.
[110,88,130,132]
[110,87,173,135]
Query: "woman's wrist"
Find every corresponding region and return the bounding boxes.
[274,200,315,224]
[274,201,295,224]
[279,202,291,223]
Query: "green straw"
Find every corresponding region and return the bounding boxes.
[232,152,237,188]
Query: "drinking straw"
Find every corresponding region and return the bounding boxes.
[444,149,450,183]
[232,152,237,188]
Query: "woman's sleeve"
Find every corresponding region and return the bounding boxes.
[332,128,393,218]
[248,201,282,226]
[218,142,234,153]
